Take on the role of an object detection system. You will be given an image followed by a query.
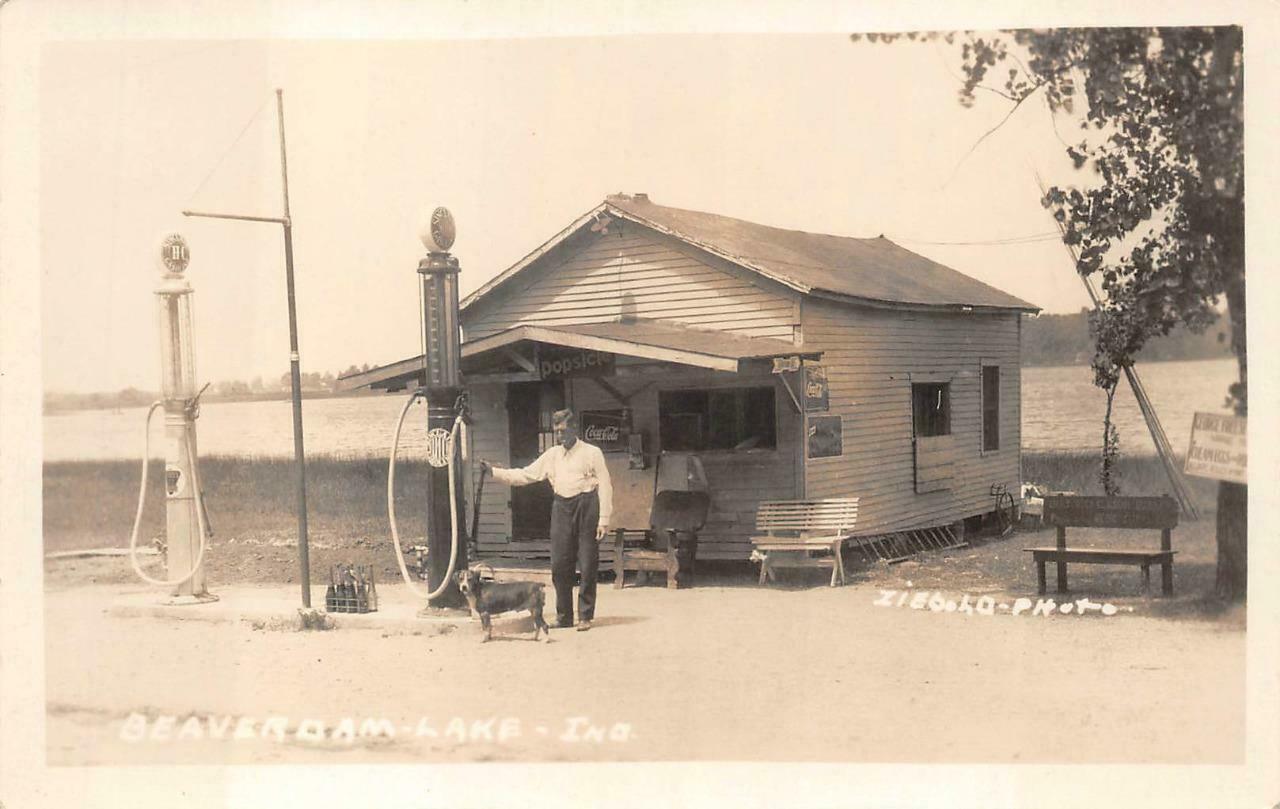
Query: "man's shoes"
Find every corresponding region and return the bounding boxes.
[576,620,592,632]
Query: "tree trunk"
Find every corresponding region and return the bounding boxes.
[1215,481,1247,601]
[1215,263,1247,602]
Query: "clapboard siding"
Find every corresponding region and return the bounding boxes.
[465,226,799,343]
[803,298,1022,535]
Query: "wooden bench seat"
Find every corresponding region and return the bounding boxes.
[1023,495,1179,596]
[751,498,859,587]
[1024,548,1176,595]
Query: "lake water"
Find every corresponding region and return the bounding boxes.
[43,358,1239,461]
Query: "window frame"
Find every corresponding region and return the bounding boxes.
[657,385,779,453]
[981,363,1001,453]
[911,381,952,439]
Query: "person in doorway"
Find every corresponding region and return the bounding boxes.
[481,409,613,631]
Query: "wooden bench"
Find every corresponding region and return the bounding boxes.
[1024,495,1178,596]
[751,498,859,587]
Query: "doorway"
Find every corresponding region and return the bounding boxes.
[506,379,565,540]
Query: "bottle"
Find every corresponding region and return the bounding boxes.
[325,567,337,612]
[367,567,378,612]
[356,566,368,613]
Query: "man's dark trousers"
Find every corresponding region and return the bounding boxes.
[549,489,599,626]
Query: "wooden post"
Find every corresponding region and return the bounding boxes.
[1055,525,1069,593]
[1161,527,1174,595]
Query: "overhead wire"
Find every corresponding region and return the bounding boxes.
[184,93,274,209]
[889,232,1063,246]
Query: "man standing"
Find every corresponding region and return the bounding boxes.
[482,409,613,631]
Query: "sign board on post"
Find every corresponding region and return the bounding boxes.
[538,347,615,379]
[803,364,829,412]
[807,414,843,459]
[1184,411,1247,484]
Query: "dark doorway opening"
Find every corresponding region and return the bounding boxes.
[506,379,565,540]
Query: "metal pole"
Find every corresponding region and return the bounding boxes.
[181,88,314,605]
[181,210,288,225]
[277,88,312,606]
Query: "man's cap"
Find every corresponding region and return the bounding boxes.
[552,408,575,427]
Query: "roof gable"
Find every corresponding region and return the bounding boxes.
[462,195,1040,314]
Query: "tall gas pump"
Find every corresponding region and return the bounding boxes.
[128,233,216,604]
[388,208,469,609]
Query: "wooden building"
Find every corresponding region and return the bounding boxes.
[344,194,1040,561]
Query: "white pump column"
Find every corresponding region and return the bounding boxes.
[155,233,214,603]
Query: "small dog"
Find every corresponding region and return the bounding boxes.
[454,568,550,643]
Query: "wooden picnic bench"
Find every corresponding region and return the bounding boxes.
[1023,495,1178,596]
[751,498,859,587]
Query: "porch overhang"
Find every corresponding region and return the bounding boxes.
[338,319,821,392]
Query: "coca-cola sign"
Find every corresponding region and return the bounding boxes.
[804,364,829,412]
[580,410,630,452]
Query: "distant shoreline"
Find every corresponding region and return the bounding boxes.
[43,355,1238,415]
[43,388,380,415]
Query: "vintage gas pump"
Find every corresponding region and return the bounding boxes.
[128,233,216,604]
[387,208,469,609]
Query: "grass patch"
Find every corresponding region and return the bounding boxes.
[1023,450,1218,506]
[43,455,439,585]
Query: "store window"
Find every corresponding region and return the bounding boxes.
[912,382,951,438]
[982,365,1000,451]
[659,387,776,451]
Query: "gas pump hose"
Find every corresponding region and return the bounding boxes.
[127,401,212,587]
[388,393,465,601]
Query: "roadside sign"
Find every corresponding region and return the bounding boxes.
[1184,411,1246,484]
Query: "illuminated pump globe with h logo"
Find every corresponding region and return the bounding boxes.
[159,232,191,275]
[418,207,456,253]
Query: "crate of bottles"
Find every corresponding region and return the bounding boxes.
[325,564,378,613]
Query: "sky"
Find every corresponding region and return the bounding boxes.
[29,28,1113,394]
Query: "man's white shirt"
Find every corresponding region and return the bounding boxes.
[491,440,614,531]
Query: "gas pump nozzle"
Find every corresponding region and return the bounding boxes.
[185,381,212,418]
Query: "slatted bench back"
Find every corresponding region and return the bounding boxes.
[756,499,860,535]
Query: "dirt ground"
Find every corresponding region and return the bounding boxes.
[43,522,1245,767]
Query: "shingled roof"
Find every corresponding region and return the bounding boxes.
[462,194,1039,314]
